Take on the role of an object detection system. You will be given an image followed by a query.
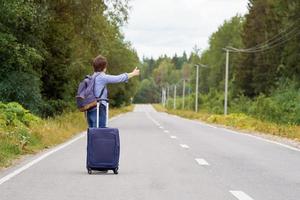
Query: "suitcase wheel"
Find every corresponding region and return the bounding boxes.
[113,167,119,175]
[88,168,92,175]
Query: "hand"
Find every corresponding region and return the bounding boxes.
[131,67,140,76]
[128,67,140,79]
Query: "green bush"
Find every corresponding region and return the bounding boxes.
[168,82,300,125]
[39,100,71,118]
[248,86,300,125]
[166,93,197,111]
[0,102,40,127]
[167,91,224,114]
[0,102,42,165]
[201,90,224,114]
[231,95,252,114]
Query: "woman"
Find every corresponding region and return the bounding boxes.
[86,55,140,128]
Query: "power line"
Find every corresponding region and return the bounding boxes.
[227,24,300,53]
[222,23,300,115]
[229,30,300,53]
[240,22,300,51]
[245,28,298,51]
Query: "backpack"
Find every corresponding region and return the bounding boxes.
[76,73,105,112]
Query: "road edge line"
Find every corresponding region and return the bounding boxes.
[0,133,85,186]
[161,112,300,152]
[0,113,125,186]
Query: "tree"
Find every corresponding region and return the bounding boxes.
[200,15,244,93]
[236,0,282,97]
[0,0,139,116]
[0,0,43,112]
[280,0,300,85]
[134,78,160,103]
[182,63,192,81]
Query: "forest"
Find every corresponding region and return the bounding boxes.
[0,0,139,118]
[135,0,300,125]
[0,0,299,168]
[0,0,299,125]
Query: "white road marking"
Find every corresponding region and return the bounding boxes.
[0,133,85,186]
[221,128,300,152]
[152,120,160,126]
[166,112,300,152]
[0,113,124,186]
[195,158,210,166]
[180,144,190,149]
[205,124,217,129]
[164,130,169,133]
[170,135,177,139]
[230,191,254,200]
[159,126,164,129]
[145,112,160,126]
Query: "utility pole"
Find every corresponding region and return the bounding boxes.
[161,88,164,106]
[188,80,191,110]
[224,49,229,115]
[195,65,199,112]
[173,84,177,109]
[182,79,186,109]
[162,87,167,107]
[194,64,208,112]
[164,88,167,107]
[167,85,170,107]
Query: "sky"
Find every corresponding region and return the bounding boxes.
[122,0,249,59]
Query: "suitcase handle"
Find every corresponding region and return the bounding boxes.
[97,98,109,102]
[96,102,109,128]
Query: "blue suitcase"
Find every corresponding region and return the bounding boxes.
[86,102,120,174]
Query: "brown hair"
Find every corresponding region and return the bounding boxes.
[93,55,107,72]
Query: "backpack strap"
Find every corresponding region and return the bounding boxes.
[93,72,108,102]
[97,86,109,102]
[92,72,101,95]
[98,86,106,99]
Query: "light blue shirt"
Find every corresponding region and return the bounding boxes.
[94,72,129,106]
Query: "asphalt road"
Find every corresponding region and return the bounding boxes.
[0,104,299,200]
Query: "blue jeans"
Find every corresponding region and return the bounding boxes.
[86,104,106,128]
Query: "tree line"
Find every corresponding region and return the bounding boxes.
[135,0,300,125]
[0,0,139,117]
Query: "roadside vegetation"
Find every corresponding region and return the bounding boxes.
[0,1,137,168]
[135,1,300,139]
[0,0,138,118]
[0,102,133,168]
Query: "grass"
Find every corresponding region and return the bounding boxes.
[153,104,300,141]
[0,105,134,169]
[109,105,134,118]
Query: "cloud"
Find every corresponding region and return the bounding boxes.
[122,0,248,59]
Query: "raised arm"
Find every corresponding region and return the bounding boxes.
[102,67,140,84]
[102,73,129,84]
[127,67,140,79]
